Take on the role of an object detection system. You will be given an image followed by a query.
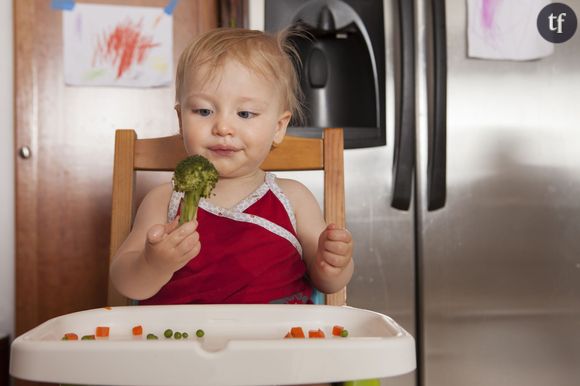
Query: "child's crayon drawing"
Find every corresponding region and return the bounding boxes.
[467,0,553,61]
[64,4,172,87]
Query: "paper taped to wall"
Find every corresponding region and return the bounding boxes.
[467,0,554,61]
[63,3,173,87]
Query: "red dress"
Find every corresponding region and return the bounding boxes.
[140,173,313,305]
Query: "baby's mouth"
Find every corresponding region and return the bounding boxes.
[208,145,239,156]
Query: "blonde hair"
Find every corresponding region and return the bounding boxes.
[175,27,305,125]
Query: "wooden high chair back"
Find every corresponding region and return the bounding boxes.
[107,128,346,307]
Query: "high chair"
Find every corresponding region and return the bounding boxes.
[11,129,392,385]
[107,128,347,307]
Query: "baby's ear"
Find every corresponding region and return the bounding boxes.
[273,110,292,145]
[175,104,183,132]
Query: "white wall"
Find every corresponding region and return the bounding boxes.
[0,0,15,339]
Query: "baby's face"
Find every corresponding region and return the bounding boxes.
[177,60,291,179]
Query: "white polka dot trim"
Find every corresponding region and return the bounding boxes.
[230,180,270,213]
[200,200,302,256]
[265,173,298,232]
[168,190,184,223]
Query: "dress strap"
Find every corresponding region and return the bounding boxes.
[229,180,270,213]
[167,190,183,222]
[265,173,298,232]
[199,201,303,256]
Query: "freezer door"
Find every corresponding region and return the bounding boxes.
[416,1,580,386]
[344,1,417,386]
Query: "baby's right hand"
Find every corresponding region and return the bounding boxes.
[144,217,200,275]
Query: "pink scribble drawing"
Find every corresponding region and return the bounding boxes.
[481,0,501,29]
[92,18,160,79]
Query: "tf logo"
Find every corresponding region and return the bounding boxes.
[537,2,577,43]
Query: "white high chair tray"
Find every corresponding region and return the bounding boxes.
[10,304,415,386]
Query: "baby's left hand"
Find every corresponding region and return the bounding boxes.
[316,223,353,275]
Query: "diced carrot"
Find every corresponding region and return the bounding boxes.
[284,332,292,339]
[132,325,143,336]
[308,329,326,338]
[332,325,345,336]
[63,333,78,340]
[290,327,305,338]
[95,326,110,338]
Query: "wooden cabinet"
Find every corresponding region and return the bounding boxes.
[14,0,218,340]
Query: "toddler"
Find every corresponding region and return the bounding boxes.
[110,27,353,306]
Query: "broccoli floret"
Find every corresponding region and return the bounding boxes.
[172,155,219,224]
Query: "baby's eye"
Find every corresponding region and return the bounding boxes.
[238,111,257,119]
[194,108,212,117]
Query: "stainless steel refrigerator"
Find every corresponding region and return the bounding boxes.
[250,1,580,385]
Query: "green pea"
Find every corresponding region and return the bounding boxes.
[146,333,158,340]
[340,329,349,337]
[81,335,95,340]
[196,329,205,338]
[164,329,173,338]
[174,332,182,340]
[182,332,189,339]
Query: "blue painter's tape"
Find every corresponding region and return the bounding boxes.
[164,0,179,15]
[51,0,75,11]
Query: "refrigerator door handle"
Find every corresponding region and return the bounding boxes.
[391,0,416,211]
[427,0,447,211]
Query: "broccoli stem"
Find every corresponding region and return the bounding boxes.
[180,190,201,225]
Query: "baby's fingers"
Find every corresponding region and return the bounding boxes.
[325,225,352,243]
[317,250,352,279]
[165,216,180,234]
[147,224,167,244]
[320,247,351,268]
[170,232,200,270]
[324,239,351,257]
[176,231,200,256]
[147,217,181,245]
[167,220,198,244]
